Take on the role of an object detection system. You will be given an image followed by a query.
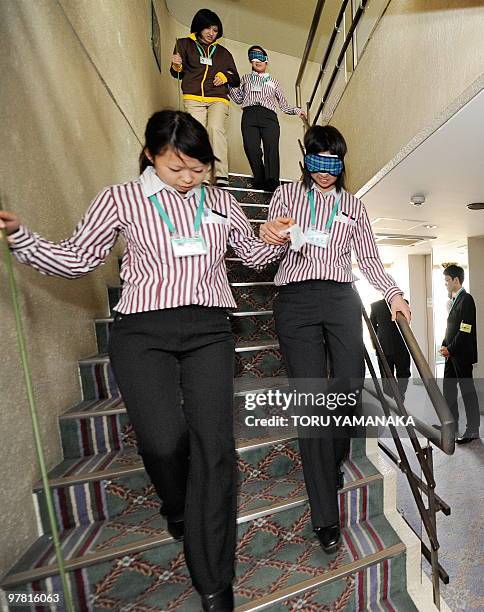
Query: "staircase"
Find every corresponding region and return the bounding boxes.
[1,174,427,611]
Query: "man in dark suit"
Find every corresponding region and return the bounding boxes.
[370,299,411,400]
[440,265,480,444]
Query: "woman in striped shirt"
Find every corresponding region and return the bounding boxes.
[258,125,411,554]
[229,45,306,192]
[0,110,281,612]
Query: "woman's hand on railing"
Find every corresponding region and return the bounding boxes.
[171,53,182,66]
[0,211,21,237]
[260,218,294,245]
[298,110,307,122]
[391,295,411,323]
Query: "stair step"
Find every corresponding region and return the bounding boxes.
[61,376,288,420]
[2,511,409,611]
[227,173,291,191]
[79,339,279,363]
[61,376,291,458]
[79,339,284,401]
[223,187,273,206]
[34,435,302,532]
[58,381,372,461]
[225,259,277,283]
[33,442,371,536]
[3,459,384,595]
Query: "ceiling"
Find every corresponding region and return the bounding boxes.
[358,87,484,259]
[165,0,342,61]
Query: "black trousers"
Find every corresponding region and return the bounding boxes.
[443,358,480,433]
[241,105,280,188]
[274,280,365,528]
[108,306,236,594]
[377,352,411,400]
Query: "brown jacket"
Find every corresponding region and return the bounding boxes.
[170,34,240,104]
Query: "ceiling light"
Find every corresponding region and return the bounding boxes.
[467,202,484,210]
[423,224,437,229]
[410,194,426,206]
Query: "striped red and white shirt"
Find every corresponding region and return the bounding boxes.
[9,167,281,313]
[229,72,301,115]
[266,181,403,303]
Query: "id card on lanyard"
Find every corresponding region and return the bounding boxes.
[251,73,270,92]
[305,190,341,248]
[196,41,216,66]
[149,186,208,258]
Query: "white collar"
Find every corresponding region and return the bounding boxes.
[312,184,338,198]
[139,166,202,200]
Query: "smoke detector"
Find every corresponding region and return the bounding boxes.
[410,194,426,206]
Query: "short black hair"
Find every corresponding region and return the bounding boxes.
[248,45,268,58]
[191,9,223,39]
[303,125,347,192]
[139,110,216,173]
[443,264,464,284]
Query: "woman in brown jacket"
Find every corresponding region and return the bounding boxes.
[171,9,240,186]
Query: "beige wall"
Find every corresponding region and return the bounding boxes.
[329,0,484,193]
[408,254,430,377]
[0,0,171,579]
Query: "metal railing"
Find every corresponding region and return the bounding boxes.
[361,301,453,610]
[296,0,390,125]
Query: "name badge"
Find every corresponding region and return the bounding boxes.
[200,57,213,66]
[171,236,207,257]
[305,228,329,248]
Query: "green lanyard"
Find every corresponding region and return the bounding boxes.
[195,40,217,60]
[307,190,341,230]
[449,287,464,314]
[149,186,205,236]
[252,73,270,84]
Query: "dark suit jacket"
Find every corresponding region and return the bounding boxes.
[370,299,410,359]
[442,289,478,364]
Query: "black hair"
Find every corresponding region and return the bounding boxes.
[443,264,464,284]
[139,110,216,173]
[191,9,223,39]
[248,45,268,58]
[302,125,347,192]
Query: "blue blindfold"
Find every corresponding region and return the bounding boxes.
[249,50,268,62]
[304,154,344,176]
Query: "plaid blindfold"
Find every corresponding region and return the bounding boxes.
[304,154,344,176]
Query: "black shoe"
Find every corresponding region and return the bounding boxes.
[456,431,479,444]
[215,177,229,187]
[166,519,184,541]
[201,585,234,611]
[314,524,341,554]
[252,180,265,191]
[337,470,344,491]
